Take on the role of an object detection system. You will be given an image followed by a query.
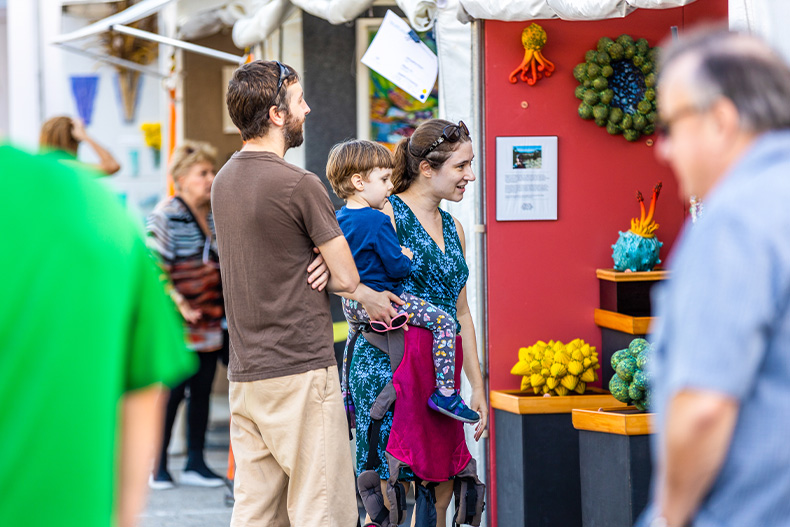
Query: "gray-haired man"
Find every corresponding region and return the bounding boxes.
[638,28,790,527]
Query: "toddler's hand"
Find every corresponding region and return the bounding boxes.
[401,246,413,260]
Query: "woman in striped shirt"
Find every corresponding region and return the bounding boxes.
[146,141,225,489]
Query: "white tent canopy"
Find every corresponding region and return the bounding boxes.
[458,0,698,23]
[227,0,698,47]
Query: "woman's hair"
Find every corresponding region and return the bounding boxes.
[226,60,300,141]
[392,119,471,194]
[326,139,394,200]
[39,116,79,155]
[170,140,218,183]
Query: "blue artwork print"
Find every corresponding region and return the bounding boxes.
[70,75,99,125]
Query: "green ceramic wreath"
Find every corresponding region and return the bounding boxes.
[574,35,659,142]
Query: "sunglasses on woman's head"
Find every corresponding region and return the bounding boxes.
[419,121,469,157]
[369,311,410,333]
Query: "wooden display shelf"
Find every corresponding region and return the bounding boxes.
[572,406,654,436]
[596,268,669,282]
[490,388,626,415]
[594,308,654,335]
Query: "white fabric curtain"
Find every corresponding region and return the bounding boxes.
[232,0,295,48]
[458,0,698,23]
[729,0,790,63]
[288,0,373,24]
[396,0,439,31]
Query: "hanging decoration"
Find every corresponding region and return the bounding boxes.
[70,75,99,126]
[96,0,158,124]
[611,182,663,272]
[509,23,555,85]
[140,122,162,168]
[574,35,658,142]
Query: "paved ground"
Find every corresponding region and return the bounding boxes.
[137,398,412,526]
[139,421,234,527]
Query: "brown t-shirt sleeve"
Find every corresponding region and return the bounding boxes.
[289,172,343,246]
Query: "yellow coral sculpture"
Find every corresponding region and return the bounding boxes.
[510,339,600,396]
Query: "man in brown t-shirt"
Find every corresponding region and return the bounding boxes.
[212,60,401,527]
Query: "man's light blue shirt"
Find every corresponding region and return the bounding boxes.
[641,130,790,527]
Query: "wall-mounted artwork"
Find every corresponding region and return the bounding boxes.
[356,17,439,149]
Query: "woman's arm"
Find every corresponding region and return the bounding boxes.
[71,118,121,175]
[454,218,488,441]
[146,208,201,324]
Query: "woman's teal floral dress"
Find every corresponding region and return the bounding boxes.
[349,195,470,479]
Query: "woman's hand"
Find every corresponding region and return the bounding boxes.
[177,300,202,325]
[307,247,330,291]
[70,118,89,142]
[470,385,488,442]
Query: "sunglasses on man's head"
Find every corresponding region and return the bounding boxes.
[419,121,469,157]
[265,61,290,118]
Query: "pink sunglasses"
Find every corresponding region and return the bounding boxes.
[370,312,409,333]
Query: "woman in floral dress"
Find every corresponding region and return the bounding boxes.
[348,119,488,524]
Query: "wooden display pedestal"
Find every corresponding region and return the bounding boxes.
[597,269,668,317]
[595,270,666,384]
[572,407,655,527]
[492,389,626,527]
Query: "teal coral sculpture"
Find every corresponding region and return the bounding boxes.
[609,338,652,412]
[612,182,663,272]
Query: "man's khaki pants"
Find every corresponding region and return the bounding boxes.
[229,366,358,527]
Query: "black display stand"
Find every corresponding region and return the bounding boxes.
[595,269,667,385]
[572,407,655,527]
[492,390,625,527]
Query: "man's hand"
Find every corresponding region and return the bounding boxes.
[354,284,403,325]
[401,246,413,260]
[307,247,330,291]
[470,385,488,442]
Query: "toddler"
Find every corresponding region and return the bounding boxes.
[327,139,479,424]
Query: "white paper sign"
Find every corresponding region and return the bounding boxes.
[360,10,438,102]
[496,136,558,221]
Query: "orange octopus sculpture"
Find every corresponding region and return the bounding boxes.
[509,23,555,85]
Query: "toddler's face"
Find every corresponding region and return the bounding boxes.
[361,167,394,209]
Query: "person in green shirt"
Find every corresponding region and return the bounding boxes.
[0,145,197,526]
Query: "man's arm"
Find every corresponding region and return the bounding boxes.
[117,385,165,527]
[316,236,403,321]
[316,235,360,294]
[656,389,739,526]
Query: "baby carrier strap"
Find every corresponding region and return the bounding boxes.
[452,459,486,527]
[355,329,409,526]
[362,328,406,420]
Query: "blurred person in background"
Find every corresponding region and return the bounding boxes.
[0,144,195,527]
[39,115,121,175]
[638,28,790,527]
[146,141,226,489]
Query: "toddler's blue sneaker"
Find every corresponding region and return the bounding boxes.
[428,390,480,423]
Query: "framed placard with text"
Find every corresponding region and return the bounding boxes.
[496,136,558,221]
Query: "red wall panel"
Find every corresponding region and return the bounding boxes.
[482,2,727,525]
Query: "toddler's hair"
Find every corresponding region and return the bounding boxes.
[326,139,393,200]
